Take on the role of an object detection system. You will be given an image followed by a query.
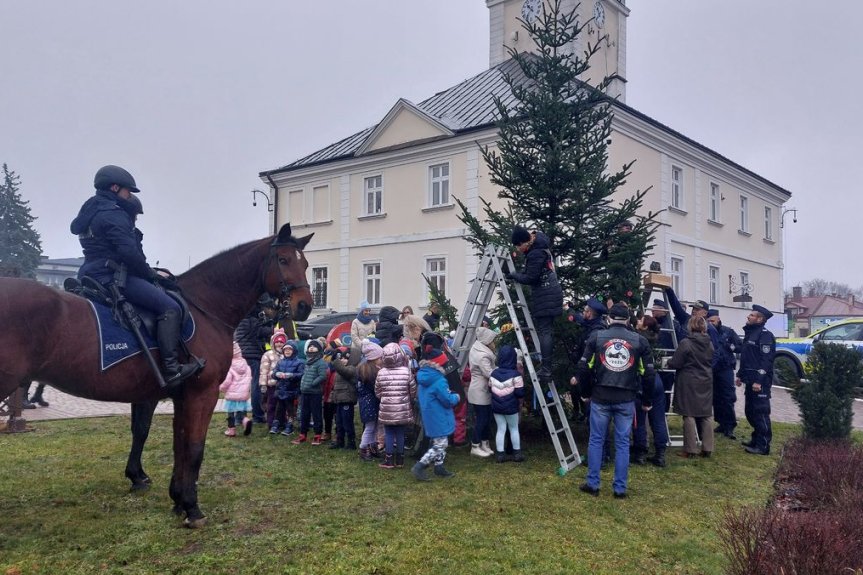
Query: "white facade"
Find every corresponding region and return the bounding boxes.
[260,0,790,329]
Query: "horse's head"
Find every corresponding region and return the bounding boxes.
[264,223,314,322]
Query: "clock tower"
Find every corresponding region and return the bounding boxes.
[486,0,629,102]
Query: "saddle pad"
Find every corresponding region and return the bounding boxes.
[87,301,196,371]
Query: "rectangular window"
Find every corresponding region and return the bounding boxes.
[671,165,683,209]
[709,182,720,222]
[429,162,450,206]
[312,267,328,309]
[363,262,381,306]
[764,206,773,240]
[288,189,305,223]
[670,257,683,297]
[312,185,330,222]
[739,195,749,232]
[425,257,447,298]
[364,175,382,215]
[709,265,720,305]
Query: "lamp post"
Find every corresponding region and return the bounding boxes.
[779,207,798,307]
[251,189,273,212]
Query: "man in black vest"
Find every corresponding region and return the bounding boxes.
[576,303,655,498]
[736,305,775,455]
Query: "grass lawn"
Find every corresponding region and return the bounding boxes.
[0,414,833,575]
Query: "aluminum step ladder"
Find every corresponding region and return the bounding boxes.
[452,244,581,474]
[641,281,682,447]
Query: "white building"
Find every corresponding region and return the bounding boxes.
[259,0,790,330]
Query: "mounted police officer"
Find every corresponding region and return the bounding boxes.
[707,309,743,439]
[735,304,775,455]
[70,165,201,388]
[576,303,655,498]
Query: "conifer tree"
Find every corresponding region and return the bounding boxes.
[0,164,43,278]
[456,0,659,305]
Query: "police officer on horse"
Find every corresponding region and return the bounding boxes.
[70,165,201,388]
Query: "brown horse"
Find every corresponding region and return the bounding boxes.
[0,223,313,527]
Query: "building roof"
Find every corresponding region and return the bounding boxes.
[38,257,85,267]
[784,295,863,319]
[260,56,790,198]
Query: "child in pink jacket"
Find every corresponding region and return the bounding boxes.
[220,341,253,437]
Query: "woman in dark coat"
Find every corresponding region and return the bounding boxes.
[667,315,715,458]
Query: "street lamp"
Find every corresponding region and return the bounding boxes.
[780,207,798,228]
[251,189,273,212]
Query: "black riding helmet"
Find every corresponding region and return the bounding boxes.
[126,194,143,215]
[94,165,140,193]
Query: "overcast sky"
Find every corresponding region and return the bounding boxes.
[1,0,860,292]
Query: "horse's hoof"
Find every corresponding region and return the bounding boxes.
[130,482,151,493]
[183,516,207,529]
[172,504,184,517]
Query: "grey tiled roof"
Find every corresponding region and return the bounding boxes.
[263,58,527,174]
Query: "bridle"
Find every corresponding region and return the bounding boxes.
[262,239,310,329]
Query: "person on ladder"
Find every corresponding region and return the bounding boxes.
[505,225,563,386]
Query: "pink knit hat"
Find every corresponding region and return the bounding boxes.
[362,340,383,361]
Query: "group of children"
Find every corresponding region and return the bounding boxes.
[217,317,527,481]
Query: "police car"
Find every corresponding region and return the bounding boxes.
[774,318,863,383]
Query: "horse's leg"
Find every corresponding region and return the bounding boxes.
[172,386,218,528]
[125,400,158,491]
[169,395,185,517]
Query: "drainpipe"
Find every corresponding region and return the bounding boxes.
[265,174,279,235]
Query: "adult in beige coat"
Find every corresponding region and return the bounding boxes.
[468,327,497,457]
[667,316,715,458]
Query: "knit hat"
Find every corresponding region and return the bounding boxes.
[305,340,323,356]
[271,329,287,347]
[359,300,371,311]
[511,225,531,246]
[608,303,630,320]
[362,340,383,361]
[424,348,448,367]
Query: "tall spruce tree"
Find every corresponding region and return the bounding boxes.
[0,164,43,278]
[456,0,659,305]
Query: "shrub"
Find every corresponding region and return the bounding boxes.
[791,342,861,439]
[776,438,863,510]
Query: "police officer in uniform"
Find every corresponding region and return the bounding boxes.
[576,303,656,498]
[568,298,607,422]
[70,165,201,388]
[735,304,775,455]
[707,309,743,439]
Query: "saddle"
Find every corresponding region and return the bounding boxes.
[63,276,192,339]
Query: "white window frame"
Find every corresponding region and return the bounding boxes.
[363,175,383,216]
[708,265,720,305]
[424,256,447,299]
[709,182,721,222]
[670,256,684,297]
[739,194,749,233]
[764,206,773,240]
[428,162,451,207]
[671,165,683,210]
[311,266,328,309]
[363,261,382,306]
[287,189,305,223]
[310,184,330,223]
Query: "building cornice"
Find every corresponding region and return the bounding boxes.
[667,232,781,270]
[302,228,466,253]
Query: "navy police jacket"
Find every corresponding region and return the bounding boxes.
[509,232,563,318]
[70,190,151,283]
[737,323,775,388]
[714,323,743,372]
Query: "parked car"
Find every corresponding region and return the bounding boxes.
[774,318,863,383]
[296,311,377,341]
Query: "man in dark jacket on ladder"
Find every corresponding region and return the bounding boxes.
[506,225,563,385]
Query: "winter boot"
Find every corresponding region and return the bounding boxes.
[270,422,281,435]
[511,449,525,463]
[311,434,323,446]
[329,434,345,449]
[378,454,395,469]
[224,427,236,437]
[345,438,357,451]
[395,453,405,468]
[284,421,294,435]
[631,446,647,465]
[30,384,49,407]
[368,444,382,459]
[242,417,253,436]
[649,449,667,468]
[321,433,331,442]
[156,309,203,389]
[291,433,307,445]
[411,461,431,481]
[471,443,492,458]
[433,464,455,478]
[359,447,374,462]
[496,452,508,463]
[480,440,494,456]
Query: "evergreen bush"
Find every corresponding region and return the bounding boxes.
[791,342,861,440]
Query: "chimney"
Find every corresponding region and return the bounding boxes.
[792,286,803,302]
[807,288,815,297]
[849,293,856,306]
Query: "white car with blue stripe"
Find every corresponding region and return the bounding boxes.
[774,318,863,382]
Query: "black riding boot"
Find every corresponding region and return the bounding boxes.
[30,383,49,407]
[157,309,201,388]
